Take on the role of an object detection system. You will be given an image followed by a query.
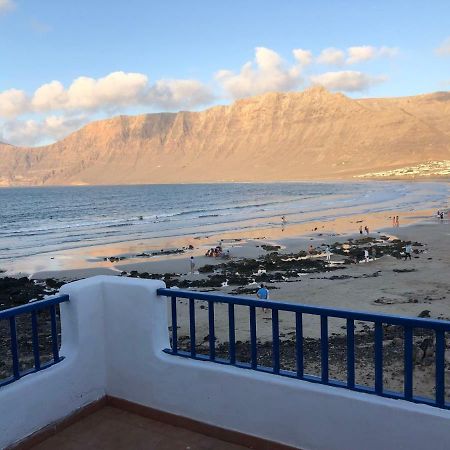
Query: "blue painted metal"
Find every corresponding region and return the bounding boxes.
[374,322,383,395]
[171,296,178,354]
[249,306,257,369]
[435,330,445,407]
[295,312,303,379]
[404,327,413,401]
[158,288,450,410]
[0,295,69,320]
[0,294,69,388]
[320,316,329,384]
[157,288,450,330]
[9,317,20,380]
[208,301,215,361]
[228,304,236,364]
[346,318,355,389]
[272,309,280,374]
[50,305,60,362]
[189,298,196,357]
[31,311,41,370]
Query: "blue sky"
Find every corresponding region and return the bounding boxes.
[0,0,449,146]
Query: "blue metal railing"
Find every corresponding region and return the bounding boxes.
[157,288,449,409]
[0,294,69,387]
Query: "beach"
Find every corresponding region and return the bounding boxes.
[1,182,449,396]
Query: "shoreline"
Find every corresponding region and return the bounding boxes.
[0,205,444,279]
[0,175,449,188]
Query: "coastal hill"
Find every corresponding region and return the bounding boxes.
[1,87,449,186]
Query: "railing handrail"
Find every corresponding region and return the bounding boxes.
[157,288,450,331]
[0,294,69,319]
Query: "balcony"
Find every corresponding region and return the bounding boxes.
[0,276,449,450]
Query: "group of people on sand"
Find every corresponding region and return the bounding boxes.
[205,245,223,257]
[205,243,230,259]
[359,225,370,235]
[392,216,400,227]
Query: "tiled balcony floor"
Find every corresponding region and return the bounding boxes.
[33,406,248,450]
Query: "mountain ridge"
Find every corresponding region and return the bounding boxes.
[1,87,449,186]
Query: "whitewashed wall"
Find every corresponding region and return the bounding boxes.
[1,276,449,450]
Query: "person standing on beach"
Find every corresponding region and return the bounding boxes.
[359,226,363,235]
[257,283,269,313]
[189,256,195,274]
[325,245,331,261]
[371,246,377,260]
[396,216,400,227]
[404,243,412,260]
[364,249,369,262]
[392,216,396,227]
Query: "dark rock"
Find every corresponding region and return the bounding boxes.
[261,244,281,251]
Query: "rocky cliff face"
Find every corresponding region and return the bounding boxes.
[1,87,449,185]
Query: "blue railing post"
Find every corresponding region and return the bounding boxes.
[31,311,41,371]
[320,315,329,384]
[404,326,413,401]
[296,312,304,379]
[435,330,445,407]
[374,322,384,395]
[189,298,196,357]
[171,297,178,354]
[272,309,280,374]
[228,304,236,365]
[346,318,355,389]
[50,305,60,363]
[250,306,257,369]
[9,317,20,380]
[208,301,216,361]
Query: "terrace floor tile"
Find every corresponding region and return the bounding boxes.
[33,406,248,450]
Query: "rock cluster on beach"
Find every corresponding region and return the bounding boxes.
[0,277,64,310]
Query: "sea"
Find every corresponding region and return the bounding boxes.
[0,181,449,265]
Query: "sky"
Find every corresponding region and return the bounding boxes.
[0,0,449,146]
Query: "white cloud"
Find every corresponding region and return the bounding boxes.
[0,0,15,14]
[347,46,398,64]
[0,89,28,118]
[0,72,214,145]
[293,48,313,66]
[32,80,67,111]
[435,37,450,56]
[216,47,302,98]
[65,71,149,110]
[310,71,387,92]
[1,116,87,146]
[317,48,345,65]
[0,71,214,120]
[347,46,377,64]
